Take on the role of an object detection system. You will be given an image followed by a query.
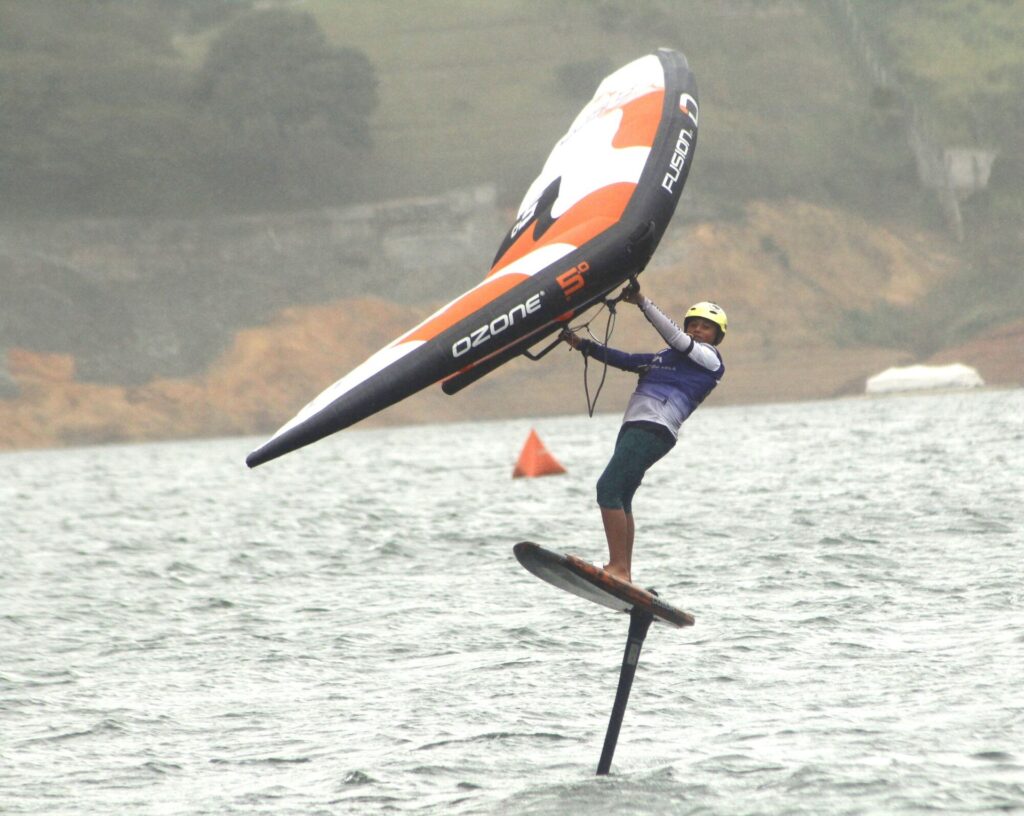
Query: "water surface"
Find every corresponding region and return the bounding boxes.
[3,389,1022,814]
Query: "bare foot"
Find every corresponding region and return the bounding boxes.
[603,563,632,584]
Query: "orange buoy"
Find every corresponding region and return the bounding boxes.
[512,429,567,478]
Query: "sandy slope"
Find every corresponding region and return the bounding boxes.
[1,201,1018,451]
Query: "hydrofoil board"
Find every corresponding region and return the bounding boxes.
[514,541,694,628]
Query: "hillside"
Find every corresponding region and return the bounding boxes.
[1,0,1021,452]
[2,198,1018,452]
[305,1,924,214]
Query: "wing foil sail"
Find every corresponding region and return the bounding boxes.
[247,49,698,468]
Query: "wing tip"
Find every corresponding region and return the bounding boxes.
[245,451,264,469]
[245,443,278,469]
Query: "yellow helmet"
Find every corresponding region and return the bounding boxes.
[684,301,727,344]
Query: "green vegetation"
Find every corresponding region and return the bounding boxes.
[5,0,1019,224]
[192,10,378,209]
[0,0,1020,341]
[856,0,1024,339]
[859,0,1024,143]
[301,1,913,224]
[0,1,378,216]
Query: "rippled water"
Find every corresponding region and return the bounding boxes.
[3,389,1023,815]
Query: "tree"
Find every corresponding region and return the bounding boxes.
[194,9,379,208]
[0,0,202,216]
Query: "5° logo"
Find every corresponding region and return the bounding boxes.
[556,261,590,298]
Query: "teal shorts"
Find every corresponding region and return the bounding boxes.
[596,422,676,513]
